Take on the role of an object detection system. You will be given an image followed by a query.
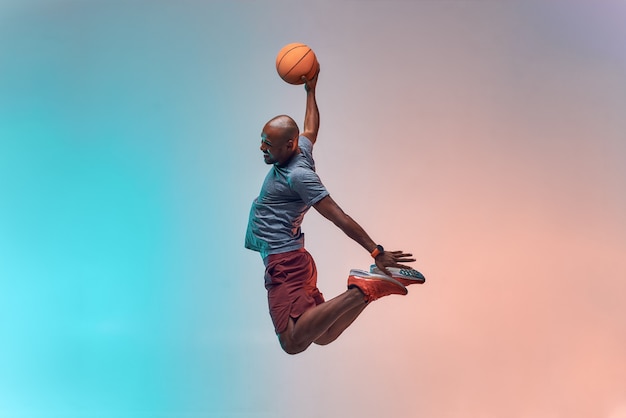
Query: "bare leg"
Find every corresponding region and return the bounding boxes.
[278,287,366,354]
[313,303,368,346]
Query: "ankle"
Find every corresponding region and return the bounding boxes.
[347,286,368,304]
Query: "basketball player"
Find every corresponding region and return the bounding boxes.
[245,69,423,354]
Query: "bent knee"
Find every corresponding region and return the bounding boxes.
[278,334,308,355]
[282,344,306,355]
[313,338,333,347]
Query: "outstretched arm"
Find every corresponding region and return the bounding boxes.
[301,68,320,144]
[313,195,415,275]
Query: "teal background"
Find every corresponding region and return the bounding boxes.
[1,1,625,417]
[0,2,277,416]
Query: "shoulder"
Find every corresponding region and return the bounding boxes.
[289,165,316,183]
[288,164,328,205]
[298,135,313,153]
[296,135,316,167]
[288,161,324,193]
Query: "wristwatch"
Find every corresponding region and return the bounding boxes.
[370,244,384,258]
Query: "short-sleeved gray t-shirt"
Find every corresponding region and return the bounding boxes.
[245,135,329,258]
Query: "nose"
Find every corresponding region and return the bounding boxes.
[260,141,267,152]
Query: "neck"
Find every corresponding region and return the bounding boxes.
[276,148,300,167]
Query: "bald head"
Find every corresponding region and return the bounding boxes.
[260,115,301,166]
[266,115,299,143]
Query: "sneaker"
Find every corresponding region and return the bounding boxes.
[370,265,426,286]
[348,269,407,303]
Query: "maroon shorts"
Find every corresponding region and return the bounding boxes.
[264,248,325,335]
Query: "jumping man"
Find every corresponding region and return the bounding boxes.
[245,70,424,354]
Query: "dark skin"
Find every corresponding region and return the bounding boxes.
[259,69,416,354]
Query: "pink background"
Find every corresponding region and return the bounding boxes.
[243,2,626,417]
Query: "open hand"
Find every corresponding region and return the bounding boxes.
[375,250,416,276]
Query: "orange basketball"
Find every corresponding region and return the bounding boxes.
[275,43,319,85]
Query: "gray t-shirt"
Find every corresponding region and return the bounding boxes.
[245,136,329,258]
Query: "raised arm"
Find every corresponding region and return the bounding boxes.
[313,195,416,275]
[301,68,320,144]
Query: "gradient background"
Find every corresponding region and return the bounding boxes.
[1,1,625,417]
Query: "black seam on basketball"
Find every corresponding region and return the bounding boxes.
[277,45,303,69]
[277,45,306,72]
[283,48,312,79]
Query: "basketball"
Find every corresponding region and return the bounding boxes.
[275,43,319,85]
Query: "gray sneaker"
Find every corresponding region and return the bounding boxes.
[370,265,426,286]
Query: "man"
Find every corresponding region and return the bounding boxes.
[245,70,423,355]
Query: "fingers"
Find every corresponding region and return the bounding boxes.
[312,65,320,79]
[395,255,416,260]
[376,262,392,277]
[396,258,416,264]
[376,250,417,273]
[388,250,416,263]
[389,250,413,257]
[302,66,320,91]
[394,264,415,270]
[384,251,416,269]
[302,75,314,91]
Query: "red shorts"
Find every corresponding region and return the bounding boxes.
[264,248,325,334]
